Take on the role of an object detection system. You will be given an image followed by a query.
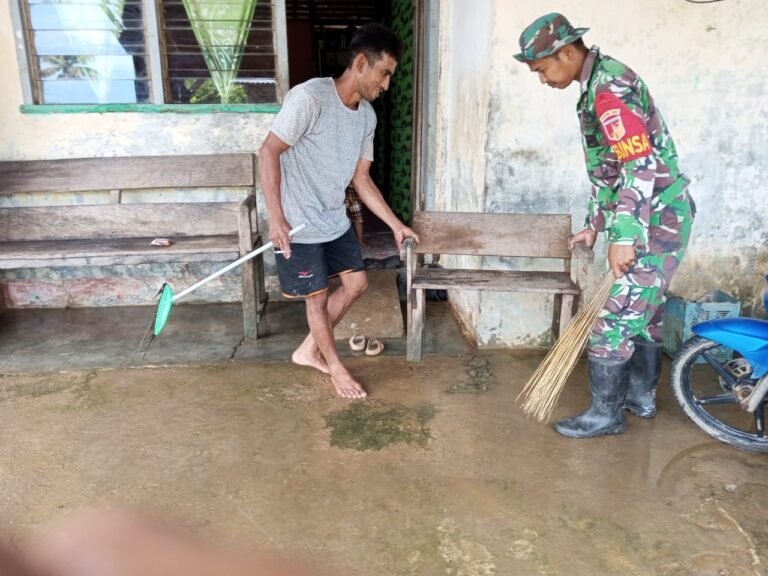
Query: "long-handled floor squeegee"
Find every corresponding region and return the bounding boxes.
[139,223,306,356]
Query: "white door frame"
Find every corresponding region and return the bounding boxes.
[410,0,439,213]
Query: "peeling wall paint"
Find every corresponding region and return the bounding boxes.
[436,0,768,346]
[672,251,768,319]
[0,262,282,308]
[433,0,493,332]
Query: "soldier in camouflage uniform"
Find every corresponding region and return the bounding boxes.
[514,13,696,438]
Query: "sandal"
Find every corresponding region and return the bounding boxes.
[365,337,384,356]
[349,332,367,351]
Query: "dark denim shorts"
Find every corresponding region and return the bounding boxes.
[275,225,365,298]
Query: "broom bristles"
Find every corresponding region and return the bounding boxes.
[517,273,616,422]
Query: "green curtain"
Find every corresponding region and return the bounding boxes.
[181,0,257,103]
[388,0,414,223]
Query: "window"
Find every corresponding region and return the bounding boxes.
[24,0,150,104]
[18,0,281,106]
[161,1,277,104]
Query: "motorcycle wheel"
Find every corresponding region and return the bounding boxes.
[670,336,768,453]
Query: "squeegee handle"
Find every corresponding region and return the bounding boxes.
[172,223,306,303]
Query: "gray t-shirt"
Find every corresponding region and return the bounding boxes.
[270,77,377,243]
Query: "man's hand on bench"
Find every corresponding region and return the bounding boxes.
[568,228,596,251]
[393,225,419,250]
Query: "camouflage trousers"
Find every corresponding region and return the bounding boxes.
[588,188,695,360]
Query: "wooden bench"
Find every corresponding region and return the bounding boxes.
[0,154,267,338]
[404,211,594,361]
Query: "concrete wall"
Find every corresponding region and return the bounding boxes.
[0,1,277,307]
[435,0,768,346]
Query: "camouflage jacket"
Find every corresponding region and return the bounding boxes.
[578,46,692,247]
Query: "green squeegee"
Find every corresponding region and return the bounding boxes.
[139,223,306,355]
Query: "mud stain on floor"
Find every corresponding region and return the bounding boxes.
[324,401,436,451]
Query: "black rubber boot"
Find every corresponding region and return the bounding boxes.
[554,357,629,438]
[625,339,663,418]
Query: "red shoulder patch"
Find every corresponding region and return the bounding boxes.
[594,91,652,163]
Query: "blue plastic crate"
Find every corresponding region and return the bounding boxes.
[662,290,741,363]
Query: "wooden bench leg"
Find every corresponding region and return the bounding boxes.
[552,293,563,341]
[407,287,425,362]
[241,236,267,340]
[572,292,581,314]
[257,251,267,307]
[559,294,576,336]
[254,248,268,338]
[241,256,259,339]
[0,285,6,319]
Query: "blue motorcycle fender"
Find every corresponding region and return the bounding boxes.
[693,318,768,379]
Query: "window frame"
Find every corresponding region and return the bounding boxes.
[11,0,288,112]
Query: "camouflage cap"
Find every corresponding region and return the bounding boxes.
[513,13,589,62]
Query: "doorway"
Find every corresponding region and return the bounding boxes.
[284,0,415,260]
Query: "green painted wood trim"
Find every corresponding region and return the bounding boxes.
[20,103,281,114]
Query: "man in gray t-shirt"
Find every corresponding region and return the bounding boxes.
[258,23,418,400]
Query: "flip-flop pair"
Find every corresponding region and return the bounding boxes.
[349,333,384,356]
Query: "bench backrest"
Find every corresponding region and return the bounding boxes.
[0,154,254,194]
[411,211,572,259]
[0,154,256,242]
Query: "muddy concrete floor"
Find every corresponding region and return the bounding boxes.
[1,352,767,576]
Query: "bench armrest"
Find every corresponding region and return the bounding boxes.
[571,243,594,290]
[401,237,415,258]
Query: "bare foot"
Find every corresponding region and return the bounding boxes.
[330,368,367,399]
[291,339,329,374]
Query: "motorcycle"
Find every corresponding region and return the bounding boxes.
[670,277,768,453]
